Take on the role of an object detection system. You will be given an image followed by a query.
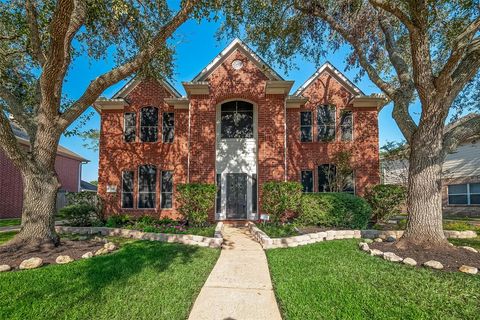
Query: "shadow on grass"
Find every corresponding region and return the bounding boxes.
[0,240,216,319]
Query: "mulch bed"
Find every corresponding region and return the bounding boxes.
[370,242,480,272]
[0,239,105,269]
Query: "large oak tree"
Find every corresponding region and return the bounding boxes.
[222,0,480,247]
[0,0,217,248]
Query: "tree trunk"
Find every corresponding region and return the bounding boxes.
[397,112,449,248]
[6,167,60,249]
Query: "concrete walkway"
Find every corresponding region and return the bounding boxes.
[188,225,282,320]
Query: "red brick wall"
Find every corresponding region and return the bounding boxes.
[286,72,380,196]
[98,79,188,219]
[0,148,81,218]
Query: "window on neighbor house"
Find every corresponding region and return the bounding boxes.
[317,105,336,141]
[124,113,136,142]
[340,110,353,141]
[161,171,173,209]
[121,171,134,208]
[138,165,157,208]
[301,170,313,193]
[252,174,257,213]
[448,183,480,205]
[140,107,158,142]
[163,112,174,143]
[216,174,222,214]
[221,101,254,139]
[300,111,312,142]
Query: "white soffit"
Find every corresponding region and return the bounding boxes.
[192,38,284,82]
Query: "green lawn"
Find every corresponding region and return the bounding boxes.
[0,231,16,244]
[0,218,20,227]
[258,223,299,238]
[266,240,480,319]
[0,240,219,320]
[450,237,480,250]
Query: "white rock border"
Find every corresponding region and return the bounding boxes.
[55,222,224,249]
[247,222,361,249]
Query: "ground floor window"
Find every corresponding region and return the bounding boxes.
[448,183,480,205]
[121,171,134,208]
[301,170,313,192]
[161,171,173,209]
[318,164,354,193]
[138,165,157,209]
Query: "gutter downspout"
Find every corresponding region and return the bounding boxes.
[187,101,191,183]
[284,97,288,182]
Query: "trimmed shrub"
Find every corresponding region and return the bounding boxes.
[60,204,99,227]
[365,184,406,223]
[261,182,303,223]
[105,214,132,228]
[177,183,216,226]
[297,193,371,229]
[65,191,104,223]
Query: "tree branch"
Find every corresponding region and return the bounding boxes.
[58,0,199,130]
[0,85,37,139]
[0,107,30,171]
[443,113,480,154]
[436,16,480,89]
[368,0,415,32]
[25,0,46,66]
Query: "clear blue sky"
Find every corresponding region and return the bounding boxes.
[61,17,418,183]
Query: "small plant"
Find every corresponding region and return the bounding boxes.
[261,181,303,223]
[260,223,299,238]
[177,183,216,226]
[365,184,406,223]
[60,204,99,227]
[443,221,476,231]
[66,191,104,223]
[105,214,131,228]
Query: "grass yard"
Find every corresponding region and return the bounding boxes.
[266,240,480,319]
[0,240,219,320]
[0,218,20,227]
[258,223,299,238]
[0,231,16,244]
[450,237,480,250]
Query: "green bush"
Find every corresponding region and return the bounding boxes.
[261,181,303,223]
[177,183,216,226]
[65,191,104,223]
[60,204,99,227]
[105,214,132,228]
[297,193,371,229]
[365,184,406,223]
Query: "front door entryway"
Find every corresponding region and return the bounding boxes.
[226,173,248,219]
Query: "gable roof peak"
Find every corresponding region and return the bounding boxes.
[192,38,284,82]
[294,62,365,96]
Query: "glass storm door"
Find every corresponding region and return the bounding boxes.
[226,173,248,219]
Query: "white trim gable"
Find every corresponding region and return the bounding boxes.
[192,38,284,82]
[112,77,182,99]
[295,62,364,97]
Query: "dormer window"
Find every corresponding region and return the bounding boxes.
[140,107,158,142]
[221,101,254,139]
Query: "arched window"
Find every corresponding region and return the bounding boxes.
[221,101,254,139]
[140,106,158,142]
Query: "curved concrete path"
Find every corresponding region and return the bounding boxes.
[188,225,282,320]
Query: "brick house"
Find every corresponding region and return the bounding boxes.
[0,121,88,219]
[95,39,384,221]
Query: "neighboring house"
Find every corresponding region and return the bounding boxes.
[0,121,88,219]
[95,38,385,221]
[381,139,480,217]
[80,180,98,192]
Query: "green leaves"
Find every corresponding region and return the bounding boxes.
[176,183,216,226]
[261,181,303,223]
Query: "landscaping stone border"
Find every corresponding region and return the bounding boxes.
[247,223,478,249]
[247,222,361,249]
[55,222,224,249]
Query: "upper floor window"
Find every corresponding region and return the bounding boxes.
[121,171,134,208]
[138,165,157,208]
[301,170,313,192]
[163,112,175,143]
[140,107,158,142]
[124,113,136,142]
[317,105,336,142]
[221,101,253,139]
[300,111,312,142]
[448,183,480,205]
[340,110,353,141]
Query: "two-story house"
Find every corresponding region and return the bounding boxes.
[95,39,384,221]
